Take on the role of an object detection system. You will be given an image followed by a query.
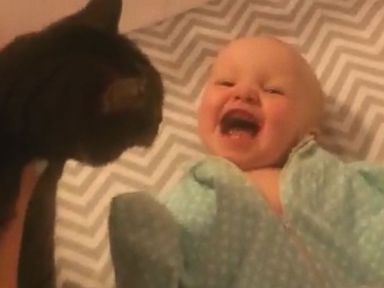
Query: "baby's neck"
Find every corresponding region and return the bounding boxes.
[244,167,283,216]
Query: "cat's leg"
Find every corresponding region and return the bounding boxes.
[18,161,64,288]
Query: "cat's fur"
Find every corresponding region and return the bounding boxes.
[0,0,163,286]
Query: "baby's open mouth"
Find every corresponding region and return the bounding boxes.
[220,109,261,137]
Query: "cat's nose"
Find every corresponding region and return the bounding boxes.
[101,77,145,115]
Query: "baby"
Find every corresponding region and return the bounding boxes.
[197,36,324,214]
[109,36,384,288]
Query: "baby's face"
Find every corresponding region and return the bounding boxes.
[198,37,323,170]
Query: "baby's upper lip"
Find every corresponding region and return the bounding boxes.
[220,107,261,124]
[219,107,263,135]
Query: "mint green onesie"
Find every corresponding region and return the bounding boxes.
[109,139,384,288]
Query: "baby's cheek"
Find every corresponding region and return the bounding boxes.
[266,104,302,148]
[197,101,212,139]
[197,90,220,124]
[197,113,207,140]
[197,95,222,150]
[265,103,293,127]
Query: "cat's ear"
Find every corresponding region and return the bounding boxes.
[61,0,122,33]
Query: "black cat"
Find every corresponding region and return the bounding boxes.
[0,0,163,286]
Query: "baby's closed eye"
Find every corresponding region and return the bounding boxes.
[215,79,235,87]
[263,86,284,95]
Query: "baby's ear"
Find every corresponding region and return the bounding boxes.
[101,77,146,115]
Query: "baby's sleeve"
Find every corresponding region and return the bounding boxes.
[108,192,182,288]
[282,145,384,287]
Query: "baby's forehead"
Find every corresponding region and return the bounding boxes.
[211,37,310,78]
[219,36,299,57]
[218,37,302,65]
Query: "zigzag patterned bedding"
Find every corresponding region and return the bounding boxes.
[55,0,384,287]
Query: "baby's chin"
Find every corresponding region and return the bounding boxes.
[230,156,279,171]
[203,131,298,170]
[208,144,289,171]
[233,156,287,171]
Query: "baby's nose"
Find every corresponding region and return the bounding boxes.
[232,85,260,105]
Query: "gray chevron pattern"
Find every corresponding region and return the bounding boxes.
[55,0,384,287]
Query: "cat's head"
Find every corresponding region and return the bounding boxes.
[0,0,163,166]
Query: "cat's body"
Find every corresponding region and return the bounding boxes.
[0,0,163,286]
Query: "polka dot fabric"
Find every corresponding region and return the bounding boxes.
[109,140,384,288]
[282,140,384,287]
[162,156,321,288]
